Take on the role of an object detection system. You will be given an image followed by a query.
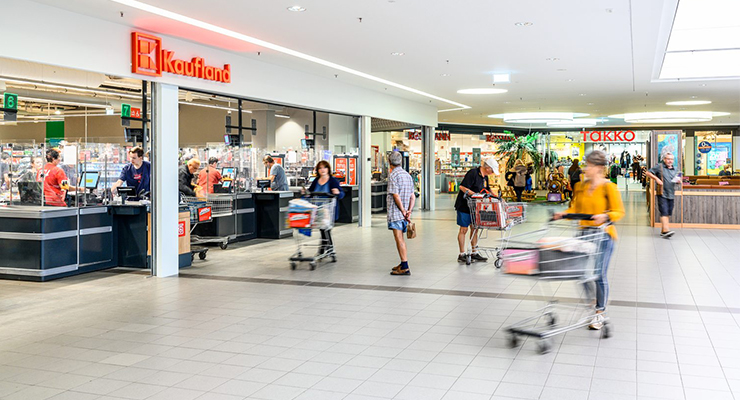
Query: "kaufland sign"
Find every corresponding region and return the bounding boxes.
[131,32,231,83]
[582,130,636,142]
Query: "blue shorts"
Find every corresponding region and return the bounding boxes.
[456,211,472,228]
[657,196,674,217]
[388,220,408,232]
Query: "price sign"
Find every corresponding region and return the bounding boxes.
[131,107,141,119]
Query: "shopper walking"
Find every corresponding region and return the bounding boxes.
[631,158,641,182]
[455,158,499,263]
[307,160,344,255]
[568,159,582,199]
[505,159,529,202]
[645,152,679,238]
[386,151,415,275]
[554,150,625,330]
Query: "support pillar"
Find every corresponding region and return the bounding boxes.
[421,126,435,211]
[359,116,372,227]
[151,83,179,277]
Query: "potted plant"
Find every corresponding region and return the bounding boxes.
[493,132,542,169]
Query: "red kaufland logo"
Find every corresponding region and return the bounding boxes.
[131,32,231,83]
[582,130,635,142]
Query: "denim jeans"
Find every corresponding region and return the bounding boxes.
[581,231,615,311]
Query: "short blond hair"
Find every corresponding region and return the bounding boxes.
[187,158,201,168]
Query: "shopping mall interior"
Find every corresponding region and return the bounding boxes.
[1,1,739,399]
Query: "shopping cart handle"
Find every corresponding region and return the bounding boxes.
[559,213,595,220]
[307,192,336,198]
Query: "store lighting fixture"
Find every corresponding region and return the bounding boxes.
[105,106,114,115]
[514,22,533,26]
[287,6,305,12]
[18,96,111,109]
[109,0,470,110]
[275,114,290,119]
[666,100,712,106]
[488,112,589,123]
[54,109,61,115]
[660,0,740,79]
[457,88,508,95]
[608,111,717,123]
[178,101,252,113]
[437,107,468,113]
[546,58,560,61]
[493,74,510,83]
[547,118,599,128]
[440,73,450,77]
[390,52,405,56]
[1,77,142,100]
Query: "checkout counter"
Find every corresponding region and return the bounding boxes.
[371,181,387,213]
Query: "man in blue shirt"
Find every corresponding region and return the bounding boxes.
[263,155,289,191]
[112,146,151,199]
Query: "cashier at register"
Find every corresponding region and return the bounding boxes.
[179,158,200,196]
[262,155,289,191]
[197,157,223,194]
[112,146,151,199]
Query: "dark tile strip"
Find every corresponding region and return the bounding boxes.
[103,269,740,315]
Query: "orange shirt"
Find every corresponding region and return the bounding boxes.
[43,164,68,207]
[197,168,223,194]
[565,180,625,239]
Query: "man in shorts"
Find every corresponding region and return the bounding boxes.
[455,158,499,263]
[387,151,415,276]
[646,152,679,238]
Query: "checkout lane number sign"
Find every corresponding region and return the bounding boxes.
[698,141,712,154]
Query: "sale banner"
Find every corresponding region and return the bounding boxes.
[348,157,357,185]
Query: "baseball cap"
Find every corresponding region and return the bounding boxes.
[483,157,500,175]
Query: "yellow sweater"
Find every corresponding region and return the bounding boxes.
[565,180,625,239]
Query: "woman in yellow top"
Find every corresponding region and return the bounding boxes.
[554,150,625,330]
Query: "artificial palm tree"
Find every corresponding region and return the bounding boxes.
[493,132,542,169]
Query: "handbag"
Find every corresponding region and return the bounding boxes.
[656,164,663,197]
[407,222,416,239]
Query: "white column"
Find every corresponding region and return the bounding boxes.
[421,126,436,211]
[359,116,372,227]
[152,83,179,277]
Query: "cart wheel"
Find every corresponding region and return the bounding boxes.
[538,339,552,354]
[219,242,228,250]
[290,262,297,270]
[331,255,337,263]
[199,251,207,260]
[466,254,471,266]
[494,259,503,269]
[309,262,317,270]
[547,314,557,326]
[508,335,519,348]
[601,323,612,339]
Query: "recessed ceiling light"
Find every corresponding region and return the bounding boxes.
[557,69,567,72]
[391,52,405,56]
[514,22,533,26]
[699,83,707,86]
[440,73,450,77]
[666,100,712,106]
[547,118,599,128]
[609,111,715,123]
[287,6,305,12]
[54,109,61,115]
[579,93,586,96]
[587,102,594,105]
[457,88,508,95]
[493,73,510,83]
[108,0,470,110]
[566,79,574,82]
[546,58,560,61]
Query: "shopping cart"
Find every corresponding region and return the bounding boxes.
[465,191,527,267]
[499,214,611,354]
[288,193,337,270]
[181,196,230,259]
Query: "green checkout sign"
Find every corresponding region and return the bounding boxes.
[121,103,131,118]
[3,93,18,110]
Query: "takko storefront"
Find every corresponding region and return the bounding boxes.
[3,0,439,279]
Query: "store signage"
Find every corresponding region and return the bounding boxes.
[348,157,357,185]
[435,132,450,141]
[582,131,635,142]
[131,32,231,83]
[335,157,347,177]
[485,133,514,142]
[131,108,142,119]
[121,103,131,118]
[3,93,18,110]
[407,130,422,140]
[697,141,712,153]
[178,221,186,237]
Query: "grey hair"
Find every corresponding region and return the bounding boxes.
[388,151,403,166]
[585,150,608,166]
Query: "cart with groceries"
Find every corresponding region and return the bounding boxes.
[287,193,337,270]
[465,190,527,266]
[498,213,611,354]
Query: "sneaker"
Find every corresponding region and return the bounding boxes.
[471,253,488,262]
[660,230,675,239]
[588,313,605,330]
[390,268,410,276]
[457,254,468,263]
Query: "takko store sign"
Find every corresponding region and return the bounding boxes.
[581,130,636,142]
[131,32,231,83]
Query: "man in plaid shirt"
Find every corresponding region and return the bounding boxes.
[387,151,415,276]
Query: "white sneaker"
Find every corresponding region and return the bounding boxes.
[588,313,605,330]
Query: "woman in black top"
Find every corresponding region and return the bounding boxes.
[568,159,582,197]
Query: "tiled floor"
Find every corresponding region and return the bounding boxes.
[1,192,739,400]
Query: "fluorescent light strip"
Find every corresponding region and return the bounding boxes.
[178,101,253,113]
[18,96,111,109]
[109,0,470,110]
[275,114,290,119]
[3,78,142,100]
